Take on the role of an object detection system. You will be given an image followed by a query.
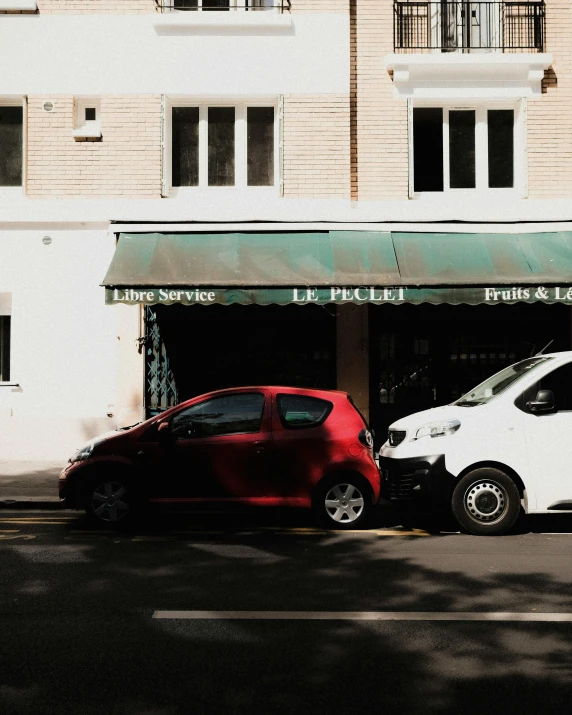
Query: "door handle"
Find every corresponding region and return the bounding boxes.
[253,441,266,454]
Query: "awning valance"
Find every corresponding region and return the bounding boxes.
[102,230,572,306]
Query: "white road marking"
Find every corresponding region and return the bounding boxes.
[153,610,572,622]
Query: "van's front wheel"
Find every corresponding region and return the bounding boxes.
[451,468,521,536]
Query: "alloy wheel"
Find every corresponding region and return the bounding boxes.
[324,483,365,523]
[91,481,130,523]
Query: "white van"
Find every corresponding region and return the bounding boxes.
[378,351,572,535]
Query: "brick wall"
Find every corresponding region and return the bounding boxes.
[351,0,408,200]
[293,0,347,12]
[27,95,162,197]
[527,0,572,198]
[282,94,351,198]
[38,1,155,12]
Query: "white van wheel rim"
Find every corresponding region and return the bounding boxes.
[464,480,508,524]
[324,484,365,523]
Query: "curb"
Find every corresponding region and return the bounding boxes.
[0,498,63,510]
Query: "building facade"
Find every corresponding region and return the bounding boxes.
[0,0,571,460]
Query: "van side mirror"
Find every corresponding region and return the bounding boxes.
[526,389,555,413]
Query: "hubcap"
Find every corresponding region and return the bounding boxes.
[91,482,129,523]
[464,480,508,524]
[324,483,365,523]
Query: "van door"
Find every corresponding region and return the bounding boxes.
[522,362,572,511]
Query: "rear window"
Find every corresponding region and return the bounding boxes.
[277,394,333,429]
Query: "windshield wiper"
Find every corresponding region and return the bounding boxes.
[455,400,485,407]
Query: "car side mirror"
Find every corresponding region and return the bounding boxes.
[526,389,555,413]
[157,421,172,443]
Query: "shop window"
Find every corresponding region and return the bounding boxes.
[277,394,332,428]
[0,106,23,187]
[171,103,276,189]
[412,106,518,193]
[171,393,265,438]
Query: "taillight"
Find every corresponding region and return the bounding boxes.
[358,428,374,448]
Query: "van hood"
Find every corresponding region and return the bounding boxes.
[388,404,483,433]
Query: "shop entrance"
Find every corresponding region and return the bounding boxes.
[145,303,336,417]
[369,303,572,444]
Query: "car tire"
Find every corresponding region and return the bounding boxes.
[451,468,521,536]
[85,476,135,526]
[314,476,372,530]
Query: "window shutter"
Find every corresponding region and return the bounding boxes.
[160,95,168,198]
[407,99,414,198]
[278,95,284,197]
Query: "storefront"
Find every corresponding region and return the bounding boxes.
[102,228,572,442]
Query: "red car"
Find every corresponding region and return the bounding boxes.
[59,386,380,528]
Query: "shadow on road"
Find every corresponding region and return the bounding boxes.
[2,507,572,715]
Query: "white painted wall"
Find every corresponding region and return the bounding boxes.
[0,228,143,460]
[0,15,349,95]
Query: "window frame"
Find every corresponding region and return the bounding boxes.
[408,98,527,198]
[0,293,12,385]
[166,97,279,194]
[0,96,25,191]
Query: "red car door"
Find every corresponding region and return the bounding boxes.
[156,390,273,502]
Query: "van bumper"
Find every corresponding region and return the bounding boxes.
[379,454,455,512]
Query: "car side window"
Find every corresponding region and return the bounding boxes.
[522,363,572,412]
[171,393,265,438]
[277,394,332,429]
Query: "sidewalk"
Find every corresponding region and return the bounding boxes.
[0,461,63,509]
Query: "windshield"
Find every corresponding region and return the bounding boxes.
[454,357,553,406]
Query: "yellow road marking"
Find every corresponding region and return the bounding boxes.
[0,534,36,540]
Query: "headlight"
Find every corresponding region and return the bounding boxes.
[413,419,461,440]
[69,443,95,463]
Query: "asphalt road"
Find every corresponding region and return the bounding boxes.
[2,508,572,715]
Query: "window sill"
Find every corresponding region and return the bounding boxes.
[411,189,525,201]
[385,52,553,100]
[0,382,19,387]
[72,128,102,142]
[0,0,37,10]
[169,186,279,196]
[153,11,292,34]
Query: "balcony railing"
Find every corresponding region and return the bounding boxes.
[394,1,545,52]
[156,0,290,11]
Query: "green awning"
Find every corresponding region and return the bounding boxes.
[102,231,572,306]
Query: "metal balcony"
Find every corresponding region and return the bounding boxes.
[394,1,545,52]
[155,0,290,11]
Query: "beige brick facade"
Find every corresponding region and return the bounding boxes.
[527,0,572,198]
[293,0,347,13]
[351,0,409,200]
[282,94,351,198]
[38,1,155,12]
[27,95,162,197]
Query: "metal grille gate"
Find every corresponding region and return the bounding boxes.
[144,306,179,418]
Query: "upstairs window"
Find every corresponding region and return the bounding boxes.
[171,103,276,189]
[0,106,23,187]
[412,106,519,194]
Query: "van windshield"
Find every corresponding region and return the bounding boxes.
[454,357,552,406]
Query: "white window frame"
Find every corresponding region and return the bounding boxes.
[0,96,25,192]
[166,98,279,195]
[73,97,102,140]
[409,98,527,198]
